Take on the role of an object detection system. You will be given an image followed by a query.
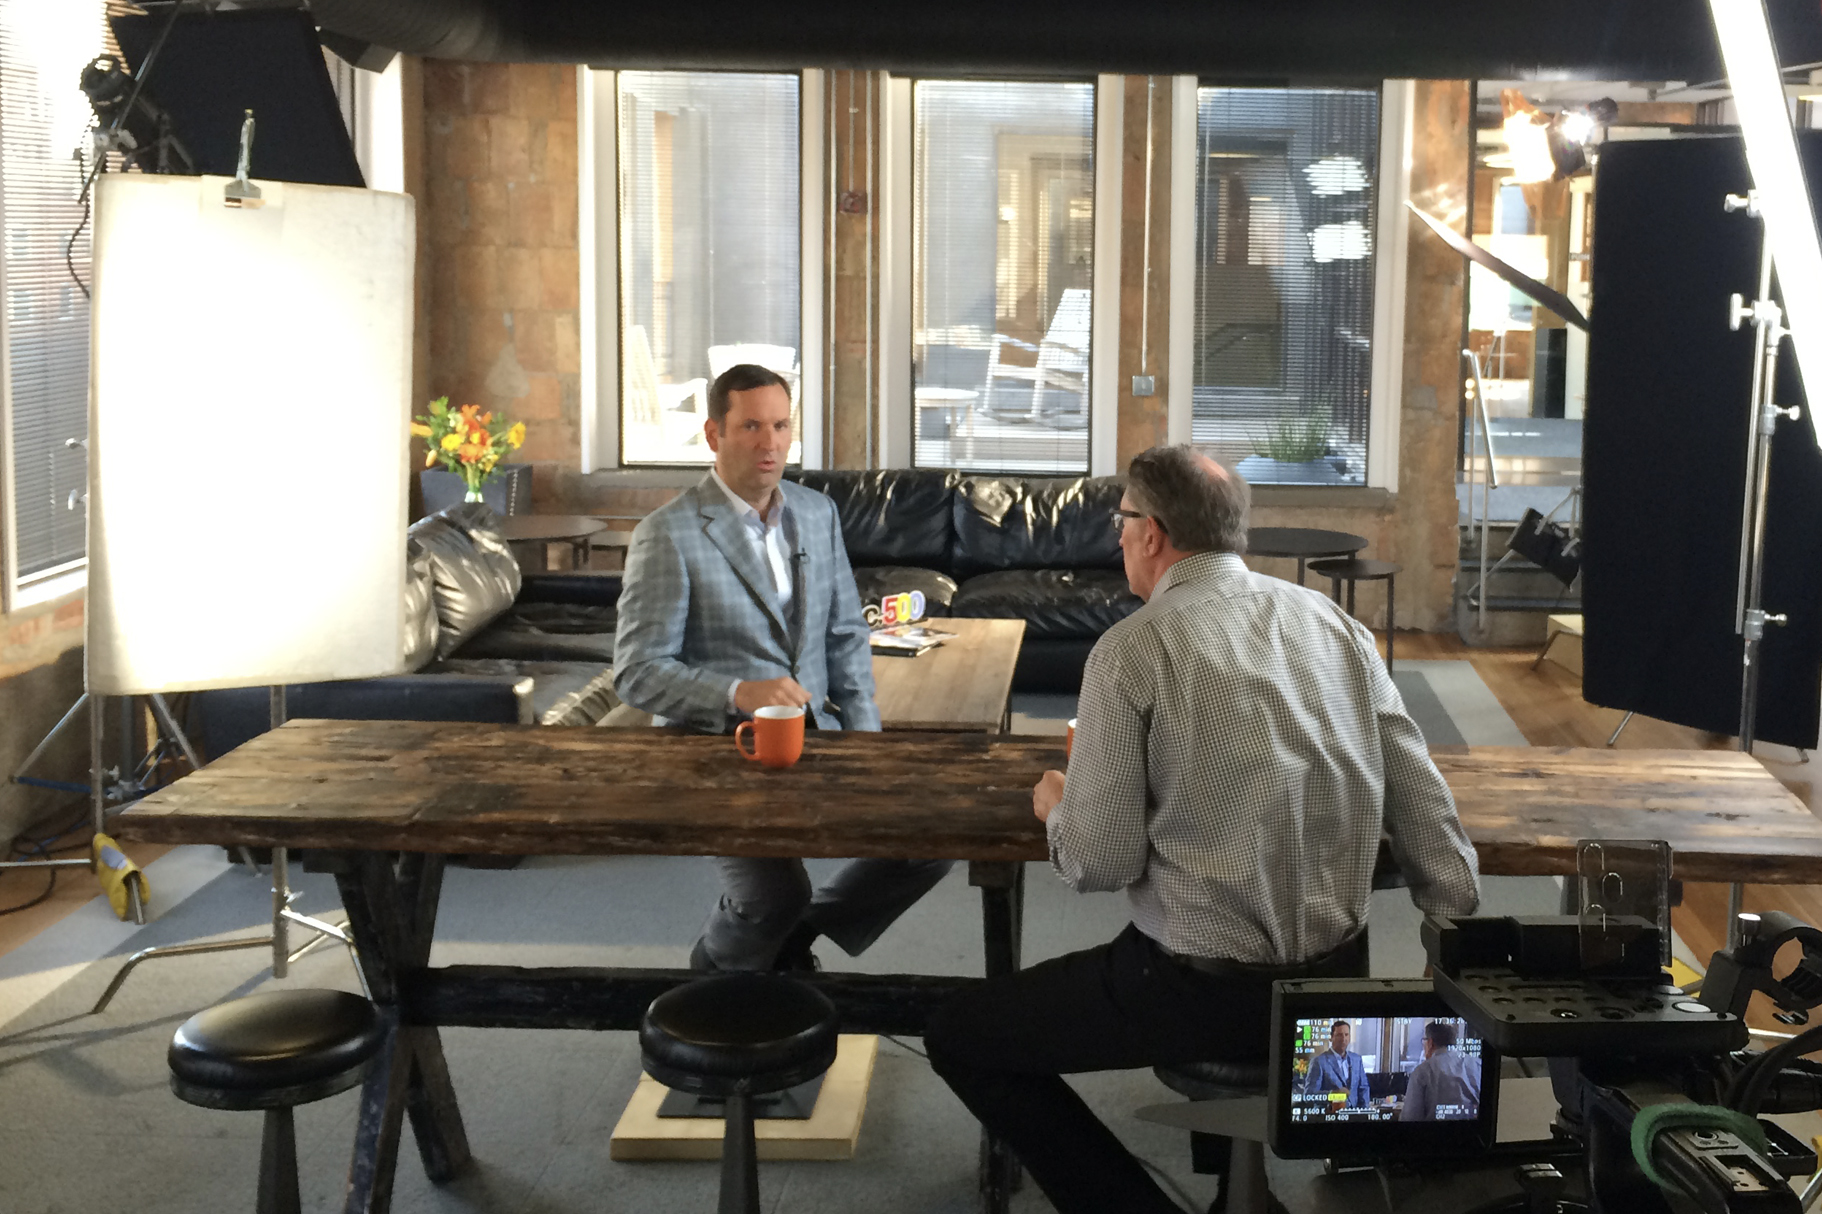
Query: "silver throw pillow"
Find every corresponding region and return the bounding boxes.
[408,504,523,658]
[402,548,441,669]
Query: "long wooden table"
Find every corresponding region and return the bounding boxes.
[871,617,1025,733]
[114,729,1822,1213]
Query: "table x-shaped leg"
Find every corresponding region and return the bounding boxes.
[333,852,472,1214]
[970,860,1026,1214]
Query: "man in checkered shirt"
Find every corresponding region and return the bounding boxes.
[926,445,1480,1214]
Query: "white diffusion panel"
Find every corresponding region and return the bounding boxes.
[87,174,414,695]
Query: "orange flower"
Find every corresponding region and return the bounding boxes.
[458,443,488,463]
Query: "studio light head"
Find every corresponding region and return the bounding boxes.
[79,52,194,174]
[1546,99,1617,179]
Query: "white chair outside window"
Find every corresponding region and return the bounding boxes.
[625,324,708,450]
[982,288,1091,424]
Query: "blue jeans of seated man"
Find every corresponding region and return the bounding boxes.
[696,856,954,971]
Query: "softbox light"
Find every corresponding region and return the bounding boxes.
[86,173,415,695]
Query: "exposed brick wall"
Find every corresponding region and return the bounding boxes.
[422,62,582,510]
[0,592,88,845]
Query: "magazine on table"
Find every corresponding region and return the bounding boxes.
[869,622,958,657]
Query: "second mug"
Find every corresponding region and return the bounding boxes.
[735,704,806,769]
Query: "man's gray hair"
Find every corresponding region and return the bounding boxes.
[1124,445,1249,554]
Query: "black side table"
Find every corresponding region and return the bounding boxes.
[1246,527,1367,586]
[1307,557,1402,672]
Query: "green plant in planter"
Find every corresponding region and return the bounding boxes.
[1252,406,1334,463]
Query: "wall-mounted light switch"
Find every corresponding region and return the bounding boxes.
[1131,375,1156,397]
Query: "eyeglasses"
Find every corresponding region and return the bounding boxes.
[1113,508,1166,535]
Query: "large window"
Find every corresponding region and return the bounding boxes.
[1,0,102,604]
[1192,87,1379,486]
[617,71,802,466]
[912,80,1094,474]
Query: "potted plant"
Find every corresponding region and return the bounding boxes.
[1236,405,1353,485]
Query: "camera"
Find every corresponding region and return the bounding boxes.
[1259,844,1822,1212]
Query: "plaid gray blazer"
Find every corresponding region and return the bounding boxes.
[613,475,880,734]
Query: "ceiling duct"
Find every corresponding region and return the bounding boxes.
[304,0,1822,80]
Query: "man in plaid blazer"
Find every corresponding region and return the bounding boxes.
[614,364,951,971]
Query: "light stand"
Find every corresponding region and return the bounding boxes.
[88,684,365,1015]
[1720,189,1804,953]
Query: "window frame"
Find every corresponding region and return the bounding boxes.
[1168,77,1412,492]
[0,0,108,612]
[579,67,824,472]
[881,72,1123,476]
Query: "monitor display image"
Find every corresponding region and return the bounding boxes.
[1287,1014,1485,1125]
[1268,979,1499,1159]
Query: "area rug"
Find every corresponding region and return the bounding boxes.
[1013,659,1529,749]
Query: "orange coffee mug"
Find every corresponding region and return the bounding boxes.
[735,705,806,769]
[1066,718,1077,758]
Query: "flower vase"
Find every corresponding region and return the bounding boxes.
[463,484,485,504]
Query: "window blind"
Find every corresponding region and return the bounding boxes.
[1192,87,1379,486]
[617,71,801,467]
[1,0,103,590]
[913,79,1094,475]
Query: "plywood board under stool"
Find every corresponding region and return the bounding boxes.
[1543,614,1584,678]
[610,1034,879,1161]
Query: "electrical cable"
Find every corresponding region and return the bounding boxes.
[0,866,58,916]
[1728,1019,1822,1115]
[64,0,185,299]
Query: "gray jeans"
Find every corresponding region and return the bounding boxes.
[697,856,954,971]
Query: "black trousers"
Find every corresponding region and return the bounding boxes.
[925,923,1366,1214]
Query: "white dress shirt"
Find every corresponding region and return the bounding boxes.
[710,469,797,713]
[1048,551,1480,965]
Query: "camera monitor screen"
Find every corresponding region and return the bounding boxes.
[1269,979,1500,1159]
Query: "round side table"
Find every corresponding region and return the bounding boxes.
[1307,557,1402,672]
[1245,527,1367,586]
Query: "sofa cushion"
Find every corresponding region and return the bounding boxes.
[403,549,440,670]
[425,658,620,726]
[792,469,959,569]
[851,566,958,616]
[452,612,616,664]
[950,568,1140,640]
[951,476,1126,579]
[409,504,522,658]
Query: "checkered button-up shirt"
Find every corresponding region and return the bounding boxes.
[1048,551,1480,965]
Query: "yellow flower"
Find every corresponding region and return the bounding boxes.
[440,433,463,451]
[425,449,438,467]
[410,422,433,438]
[507,422,526,448]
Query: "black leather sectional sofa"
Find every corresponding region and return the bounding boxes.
[192,472,1139,757]
[791,470,1142,694]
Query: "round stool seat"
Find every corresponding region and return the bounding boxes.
[169,989,385,1110]
[641,974,839,1097]
[1154,1058,1270,1100]
[1306,557,1401,581]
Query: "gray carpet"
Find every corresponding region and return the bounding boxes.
[0,671,1556,1214]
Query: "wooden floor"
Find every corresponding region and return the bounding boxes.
[2,631,1815,1031]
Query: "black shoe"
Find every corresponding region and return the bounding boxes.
[772,922,821,973]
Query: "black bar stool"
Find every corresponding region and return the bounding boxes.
[1307,557,1402,672]
[641,973,840,1214]
[167,988,386,1214]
